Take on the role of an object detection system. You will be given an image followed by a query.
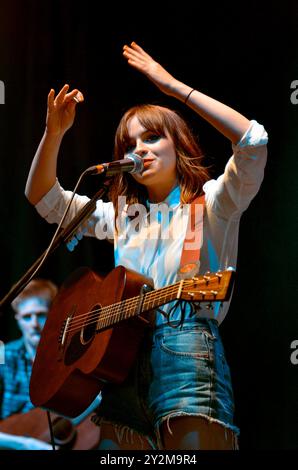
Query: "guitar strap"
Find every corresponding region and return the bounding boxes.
[160,194,206,327]
[178,194,205,279]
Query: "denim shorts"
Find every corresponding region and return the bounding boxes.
[94,317,239,445]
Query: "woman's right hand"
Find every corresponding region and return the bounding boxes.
[25,84,84,205]
[46,84,84,137]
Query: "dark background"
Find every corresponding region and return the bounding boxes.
[0,0,297,450]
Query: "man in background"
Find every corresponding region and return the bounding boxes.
[0,278,58,449]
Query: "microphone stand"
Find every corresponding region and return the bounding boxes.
[0,179,111,310]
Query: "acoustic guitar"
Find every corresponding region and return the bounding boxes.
[30,265,234,418]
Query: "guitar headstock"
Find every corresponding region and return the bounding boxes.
[179,269,235,302]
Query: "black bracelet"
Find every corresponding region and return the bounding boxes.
[184,88,195,104]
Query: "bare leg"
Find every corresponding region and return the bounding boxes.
[97,421,155,450]
[160,416,238,450]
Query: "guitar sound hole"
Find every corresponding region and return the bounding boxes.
[80,304,101,345]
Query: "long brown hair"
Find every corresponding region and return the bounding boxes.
[109,104,210,221]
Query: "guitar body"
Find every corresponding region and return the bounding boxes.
[0,407,101,449]
[30,266,154,417]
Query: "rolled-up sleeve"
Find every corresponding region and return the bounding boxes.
[203,120,268,219]
[35,179,115,240]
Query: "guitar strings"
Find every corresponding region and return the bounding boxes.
[64,277,219,333]
[64,283,182,334]
[64,278,220,334]
[66,276,217,328]
[66,281,182,326]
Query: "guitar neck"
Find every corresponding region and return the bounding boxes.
[95,282,180,331]
[94,270,234,332]
[96,270,235,331]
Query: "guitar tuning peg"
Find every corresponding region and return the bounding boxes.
[206,302,214,310]
[199,291,206,300]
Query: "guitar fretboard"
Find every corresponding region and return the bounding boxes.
[95,281,181,331]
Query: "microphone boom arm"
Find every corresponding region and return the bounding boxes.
[0,182,110,310]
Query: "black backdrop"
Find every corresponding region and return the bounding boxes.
[0,0,297,450]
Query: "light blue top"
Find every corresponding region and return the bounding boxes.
[36,120,268,325]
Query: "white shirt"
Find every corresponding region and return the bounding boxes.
[35,120,268,325]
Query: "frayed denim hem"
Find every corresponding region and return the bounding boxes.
[154,411,239,450]
[92,412,239,450]
[91,415,157,450]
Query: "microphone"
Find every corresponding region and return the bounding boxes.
[85,154,144,176]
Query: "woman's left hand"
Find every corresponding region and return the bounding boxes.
[123,42,176,96]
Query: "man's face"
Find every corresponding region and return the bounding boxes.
[15,296,49,349]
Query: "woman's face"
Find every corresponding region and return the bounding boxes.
[124,116,177,199]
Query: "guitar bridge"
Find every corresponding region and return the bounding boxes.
[58,305,76,357]
[60,315,72,347]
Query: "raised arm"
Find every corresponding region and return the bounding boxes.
[25,84,84,205]
[122,42,250,144]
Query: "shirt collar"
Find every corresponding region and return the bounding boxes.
[146,184,181,210]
